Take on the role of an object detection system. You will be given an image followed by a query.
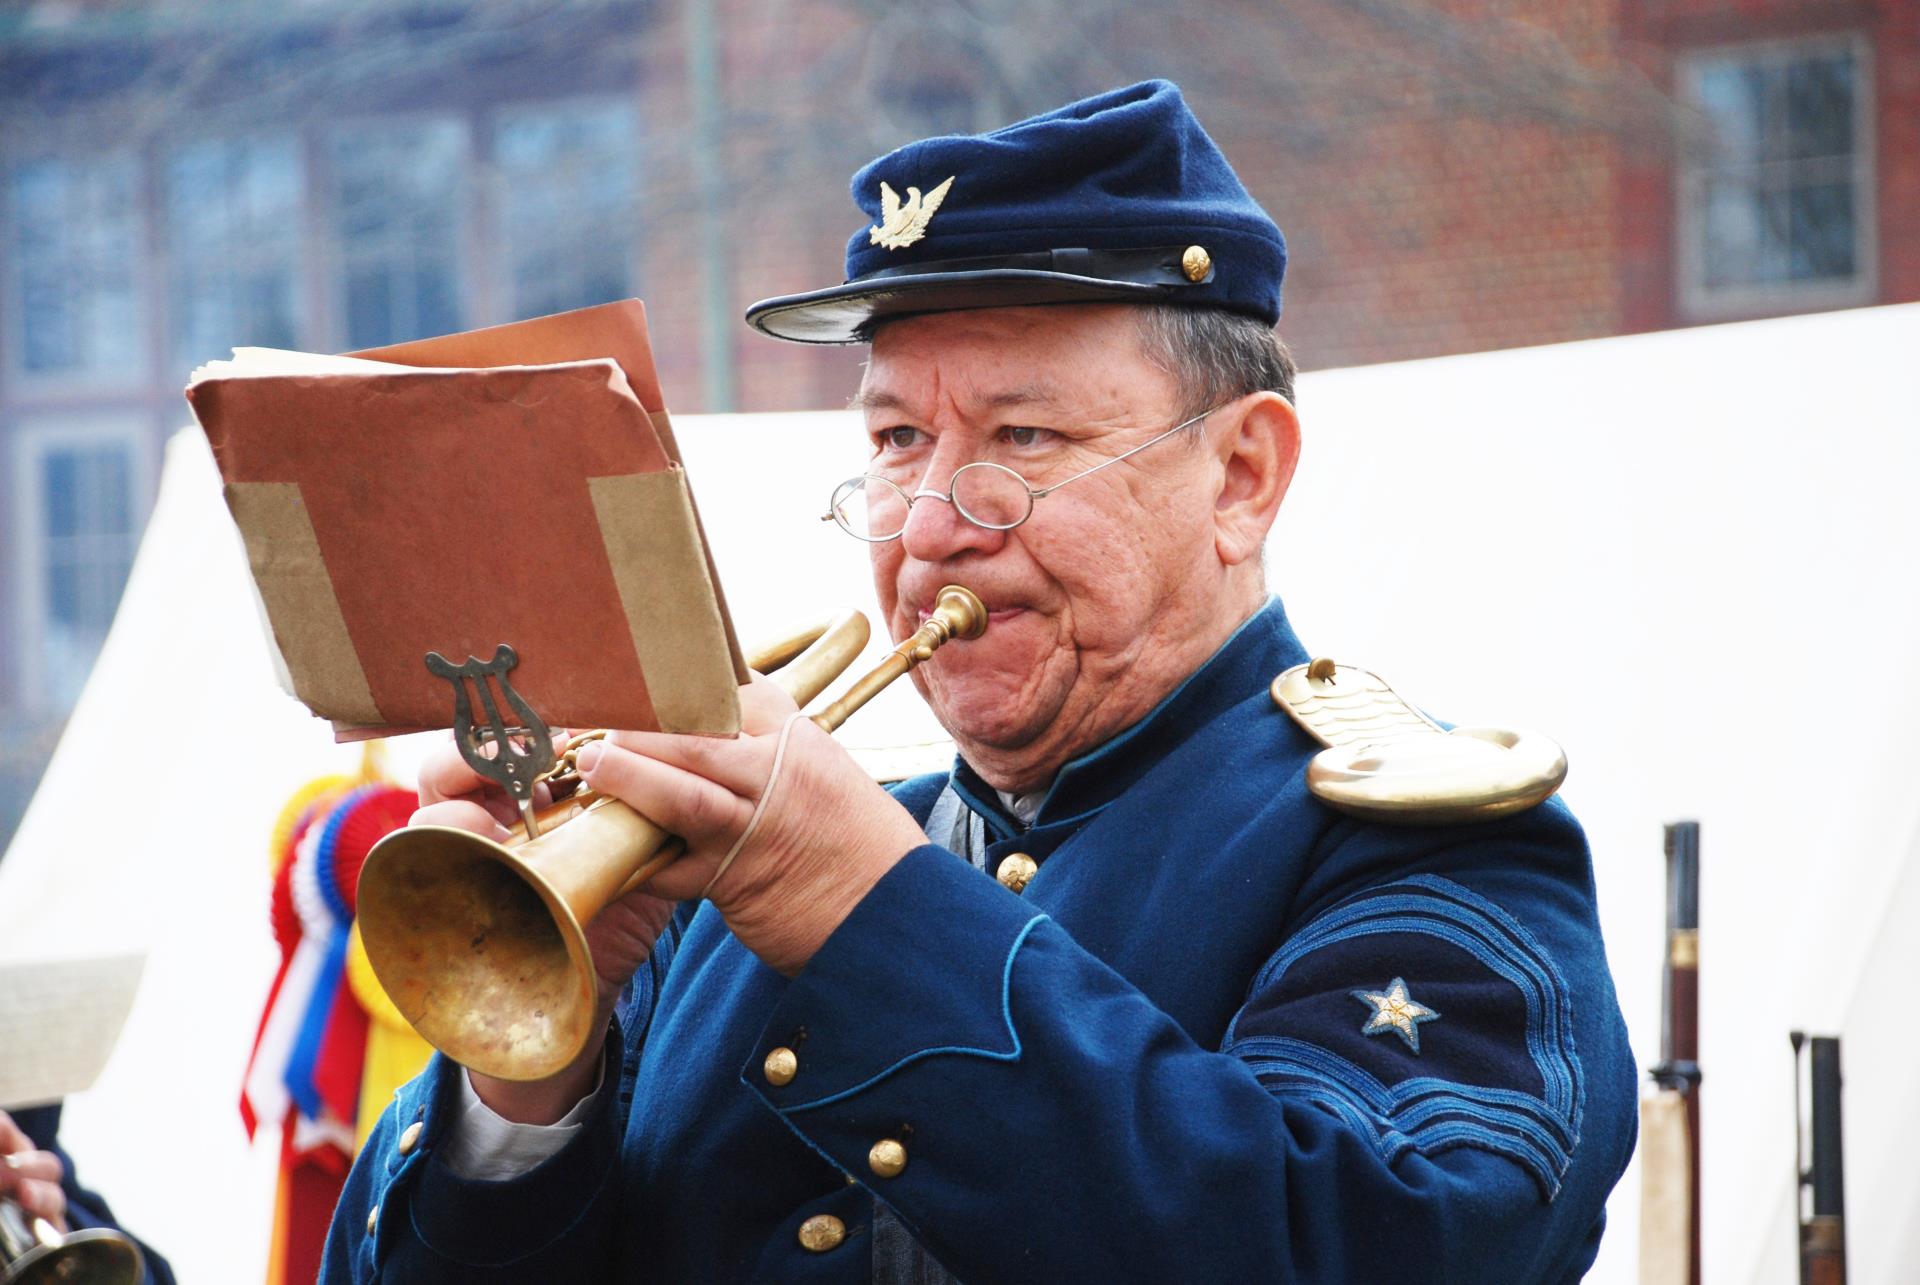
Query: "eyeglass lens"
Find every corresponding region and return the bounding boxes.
[832,464,1036,540]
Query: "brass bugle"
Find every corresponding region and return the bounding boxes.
[0,1197,145,1285]
[357,585,987,1081]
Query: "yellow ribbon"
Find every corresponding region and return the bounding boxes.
[267,775,358,870]
[345,922,434,1149]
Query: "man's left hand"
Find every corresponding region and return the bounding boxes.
[0,1110,67,1233]
[574,673,929,976]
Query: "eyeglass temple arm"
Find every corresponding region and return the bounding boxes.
[1026,409,1212,499]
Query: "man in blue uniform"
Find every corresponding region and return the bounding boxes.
[324,80,1635,1282]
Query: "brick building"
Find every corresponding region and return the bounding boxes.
[0,0,1914,844]
[1616,0,1918,334]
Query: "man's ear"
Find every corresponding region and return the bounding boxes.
[1213,391,1300,567]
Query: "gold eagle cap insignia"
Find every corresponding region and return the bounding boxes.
[869,176,955,251]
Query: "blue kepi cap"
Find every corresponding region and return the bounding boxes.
[745,80,1287,344]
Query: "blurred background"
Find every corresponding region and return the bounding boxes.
[1,0,1915,1281]
[2,0,1912,830]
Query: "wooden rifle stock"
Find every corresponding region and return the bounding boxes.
[1649,820,1702,1285]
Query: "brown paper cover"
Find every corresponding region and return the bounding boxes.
[354,301,747,687]
[188,303,741,736]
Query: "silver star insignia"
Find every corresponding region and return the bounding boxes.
[1351,977,1441,1053]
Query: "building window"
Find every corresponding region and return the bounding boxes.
[166,136,305,375]
[494,100,638,320]
[331,118,466,348]
[1678,38,1873,316]
[11,417,149,712]
[4,155,146,385]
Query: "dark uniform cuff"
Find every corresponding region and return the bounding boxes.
[404,1031,626,1265]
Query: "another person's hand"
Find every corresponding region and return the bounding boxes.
[578,671,929,976]
[0,1109,67,1233]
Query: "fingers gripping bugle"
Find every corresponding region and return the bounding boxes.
[355,586,986,1081]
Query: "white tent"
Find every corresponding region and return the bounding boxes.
[3,301,1916,1282]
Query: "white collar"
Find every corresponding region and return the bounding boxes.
[995,787,1045,827]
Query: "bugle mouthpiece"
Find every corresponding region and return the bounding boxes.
[929,584,988,641]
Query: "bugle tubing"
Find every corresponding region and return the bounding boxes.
[538,605,875,906]
[357,586,986,1082]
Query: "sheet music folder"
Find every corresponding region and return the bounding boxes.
[186,300,745,740]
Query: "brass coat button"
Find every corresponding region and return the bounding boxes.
[868,1138,908,1179]
[398,1121,424,1155]
[366,1205,379,1235]
[764,1046,798,1086]
[997,853,1038,895]
[1181,244,1212,282]
[797,1213,846,1252]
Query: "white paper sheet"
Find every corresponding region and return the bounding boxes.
[0,953,146,1109]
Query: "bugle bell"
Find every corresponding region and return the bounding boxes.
[0,1197,144,1285]
[357,585,986,1081]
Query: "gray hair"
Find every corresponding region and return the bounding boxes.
[863,302,1296,422]
[1134,305,1296,424]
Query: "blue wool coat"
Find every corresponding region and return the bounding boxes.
[322,599,1636,1282]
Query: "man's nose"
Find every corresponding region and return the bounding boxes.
[899,468,1007,562]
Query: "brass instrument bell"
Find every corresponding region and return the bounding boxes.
[0,1198,144,1285]
[357,586,987,1082]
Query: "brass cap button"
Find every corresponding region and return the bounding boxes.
[868,1138,908,1179]
[996,852,1038,895]
[398,1121,424,1155]
[1181,244,1212,282]
[764,1046,798,1087]
[797,1213,846,1252]
[366,1204,379,1236]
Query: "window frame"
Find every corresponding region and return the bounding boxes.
[0,149,154,398]
[161,130,313,375]
[1674,32,1878,321]
[487,94,641,324]
[9,411,156,714]
[322,110,474,351]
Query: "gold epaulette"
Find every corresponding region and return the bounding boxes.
[1271,658,1567,826]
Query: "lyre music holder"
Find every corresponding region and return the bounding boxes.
[426,645,555,841]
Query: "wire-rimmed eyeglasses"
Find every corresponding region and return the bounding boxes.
[822,408,1214,543]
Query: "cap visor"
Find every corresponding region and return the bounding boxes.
[745,269,1181,344]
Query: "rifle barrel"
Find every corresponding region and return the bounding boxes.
[1654,820,1702,1285]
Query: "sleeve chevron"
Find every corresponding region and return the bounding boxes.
[1223,875,1585,1199]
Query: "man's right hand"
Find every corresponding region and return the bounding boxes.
[414,734,676,1124]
